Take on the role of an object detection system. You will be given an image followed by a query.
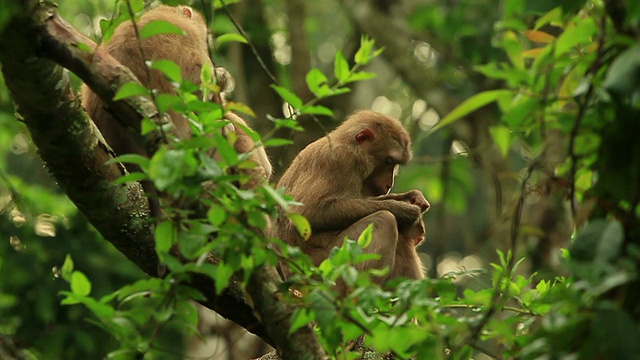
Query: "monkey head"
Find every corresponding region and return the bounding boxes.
[334,110,412,197]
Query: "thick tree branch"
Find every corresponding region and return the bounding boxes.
[0,0,269,344]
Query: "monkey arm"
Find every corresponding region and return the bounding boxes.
[301,197,422,232]
[376,189,430,213]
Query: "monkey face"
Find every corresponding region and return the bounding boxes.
[363,162,399,196]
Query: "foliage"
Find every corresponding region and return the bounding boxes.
[1,0,640,359]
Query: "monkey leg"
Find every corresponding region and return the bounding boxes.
[392,242,425,280]
[337,210,399,274]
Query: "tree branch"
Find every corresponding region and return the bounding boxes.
[0,0,269,344]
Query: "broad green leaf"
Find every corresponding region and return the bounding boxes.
[70,271,91,296]
[140,20,184,40]
[141,117,158,135]
[226,101,256,118]
[555,18,597,57]
[155,221,175,254]
[489,125,511,158]
[113,82,149,100]
[213,132,239,165]
[288,213,311,240]
[155,93,182,114]
[534,6,563,29]
[270,85,303,109]
[502,30,524,69]
[215,33,248,46]
[431,90,512,132]
[207,206,227,227]
[305,68,330,98]
[503,94,539,127]
[150,59,182,83]
[603,43,640,97]
[334,50,350,83]
[178,233,207,260]
[213,263,234,294]
[289,308,314,335]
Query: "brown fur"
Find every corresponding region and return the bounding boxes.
[275,110,429,292]
[81,5,271,198]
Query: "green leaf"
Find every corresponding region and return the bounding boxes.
[489,125,511,158]
[555,17,597,57]
[61,255,74,282]
[262,184,290,209]
[334,50,350,83]
[207,206,227,227]
[226,101,256,118]
[108,154,150,168]
[346,71,376,83]
[354,35,375,65]
[357,224,374,248]
[289,308,314,335]
[74,42,93,53]
[431,90,512,132]
[299,105,333,116]
[70,271,92,296]
[263,138,294,147]
[155,221,175,255]
[140,20,184,40]
[305,68,331,98]
[213,263,234,294]
[111,172,149,184]
[288,213,311,240]
[156,93,182,114]
[270,85,303,109]
[141,118,158,135]
[214,132,239,165]
[603,43,640,98]
[216,33,248,46]
[150,59,182,83]
[113,82,149,101]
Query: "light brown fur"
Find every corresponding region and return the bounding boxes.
[81,5,271,199]
[275,110,429,292]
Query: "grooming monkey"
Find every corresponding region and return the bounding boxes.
[275,110,429,291]
[81,5,271,213]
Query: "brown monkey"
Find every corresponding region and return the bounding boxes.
[81,5,271,201]
[274,110,429,291]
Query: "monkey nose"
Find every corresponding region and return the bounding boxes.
[422,200,431,212]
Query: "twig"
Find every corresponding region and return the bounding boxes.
[568,13,606,220]
[219,0,279,84]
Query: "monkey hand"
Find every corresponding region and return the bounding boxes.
[405,216,426,246]
[214,66,234,94]
[405,189,430,213]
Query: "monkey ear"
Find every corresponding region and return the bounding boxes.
[182,6,194,19]
[355,128,375,143]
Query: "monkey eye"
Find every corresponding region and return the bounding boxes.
[385,157,396,165]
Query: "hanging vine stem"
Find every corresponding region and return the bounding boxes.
[568,13,607,221]
[218,0,279,84]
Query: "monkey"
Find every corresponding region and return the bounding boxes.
[274,110,429,292]
[81,5,271,216]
